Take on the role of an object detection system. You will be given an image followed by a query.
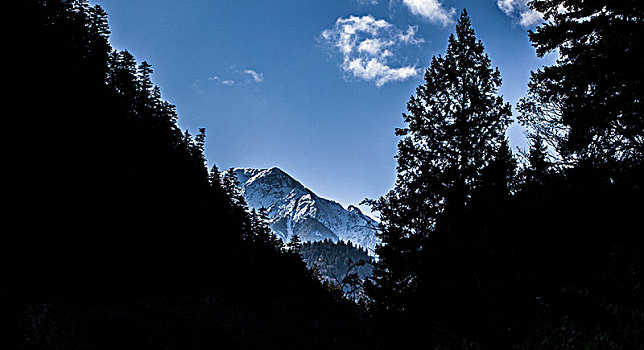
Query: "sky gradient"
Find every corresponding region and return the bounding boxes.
[90,0,556,217]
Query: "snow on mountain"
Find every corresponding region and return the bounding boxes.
[225,167,379,255]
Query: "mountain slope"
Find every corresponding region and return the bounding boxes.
[226,167,379,254]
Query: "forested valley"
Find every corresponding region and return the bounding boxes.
[3,0,643,349]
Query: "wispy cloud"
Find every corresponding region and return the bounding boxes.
[397,25,424,44]
[206,67,263,87]
[207,75,235,86]
[321,15,423,87]
[402,0,455,27]
[356,0,378,4]
[497,0,543,27]
[242,69,264,83]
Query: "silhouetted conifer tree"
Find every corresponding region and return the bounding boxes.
[524,135,551,186]
[366,9,511,315]
[520,0,644,163]
[287,234,303,257]
[255,207,279,249]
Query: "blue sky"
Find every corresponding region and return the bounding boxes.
[91,0,555,217]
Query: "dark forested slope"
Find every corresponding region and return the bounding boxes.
[302,240,373,283]
[2,1,367,348]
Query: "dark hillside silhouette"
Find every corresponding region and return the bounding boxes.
[3,1,367,348]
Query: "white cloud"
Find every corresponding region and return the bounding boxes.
[207,76,234,86]
[347,58,418,87]
[497,0,543,27]
[358,38,392,57]
[206,75,234,86]
[398,25,425,45]
[356,0,378,4]
[207,68,263,87]
[497,0,517,14]
[321,15,423,87]
[402,0,456,27]
[519,9,543,27]
[242,69,264,83]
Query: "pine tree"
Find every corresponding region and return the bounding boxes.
[208,164,222,188]
[193,127,207,165]
[136,61,155,117]
[476,140,516,203]
[255,207,279,249]
[287,234,302,256]
[86,5,111,79]
[524,135,550,186]
[221,170,247,209]
[220,170,253,241]
[108,50,139,103]
[138,61,154,95]
[366,9,511,313]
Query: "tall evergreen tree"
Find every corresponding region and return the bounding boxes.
[85,4,111,79]
[524,135,551,186]
[477,140,516,201]
[287,234,303,256]
[193,127,207,163]
[254,207,279,248]
[366,10,512,314]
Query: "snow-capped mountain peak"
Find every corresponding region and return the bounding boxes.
[224,167,379,255]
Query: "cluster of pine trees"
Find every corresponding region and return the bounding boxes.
[364,3,643,349]
[3,1,368,348]
[302,240,372,280]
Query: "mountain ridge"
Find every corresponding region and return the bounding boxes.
[225,167,379,255]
